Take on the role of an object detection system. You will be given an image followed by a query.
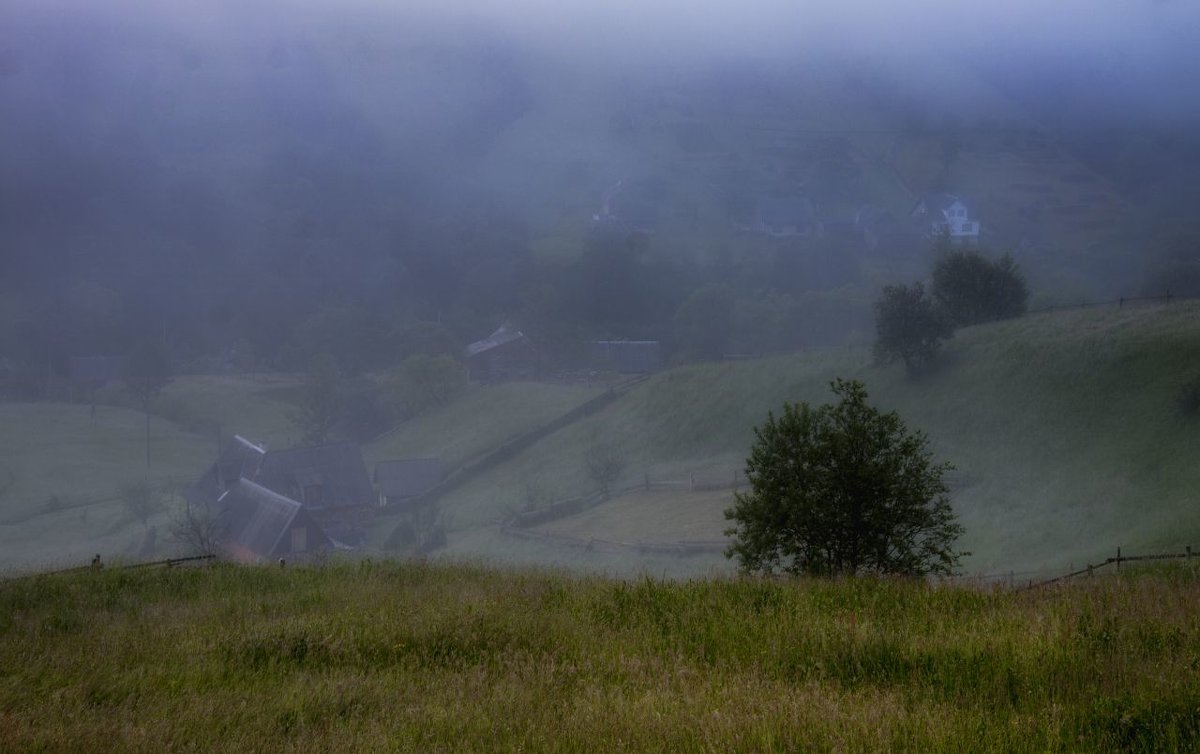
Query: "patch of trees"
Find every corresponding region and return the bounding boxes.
[874,247,1028,376]
[725,379,964,577]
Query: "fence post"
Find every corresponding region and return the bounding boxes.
[1117,546,1121,572]
[1188,546,1192,560]
[1087,564,1093,577]
[690,473,695,492]
[1119,297,1124,308]
[644,472,650,491]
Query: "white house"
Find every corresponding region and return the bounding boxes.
[910,193,981,245]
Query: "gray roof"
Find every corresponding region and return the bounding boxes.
[186,437,372,511]
[375,458,442,499]
[184,435,266,508]
[911,193,977,218]
[254,442,375,510]
[465,323,529,358]
[219,479,331,561]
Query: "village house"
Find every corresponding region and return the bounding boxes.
[464,323,540,382]
[217,478,333,564]
[184,435,375,560]
[909,192,981,245]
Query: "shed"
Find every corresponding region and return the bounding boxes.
[374,458,443,508]
[464,323,540,382]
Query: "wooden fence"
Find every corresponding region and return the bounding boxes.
[1021,546,1197,590]
[1,554,215,583]
[1028,292,1191,315]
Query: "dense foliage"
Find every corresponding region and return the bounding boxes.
[931,248,1028,326]
[873,282,954,375]
[725,379,963,577]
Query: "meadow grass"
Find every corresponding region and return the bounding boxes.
[1,561,1198,752]
[0,402,213,571]
[422,302,1200,577]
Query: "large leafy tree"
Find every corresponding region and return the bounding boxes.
[724,379,964,577]
[873,282,954,376]
[931,248,1028,326]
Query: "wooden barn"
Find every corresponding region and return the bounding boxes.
[464,323,540,382]
[217,478,333,563]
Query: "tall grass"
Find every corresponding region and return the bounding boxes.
[2,561,1198,751]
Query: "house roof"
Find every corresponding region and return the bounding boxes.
[219,479,304,560]
[254,442,375,510]
[465,323,530,358]
[375,458,443,499]
[184,435,266,508]
[911,193,977,219]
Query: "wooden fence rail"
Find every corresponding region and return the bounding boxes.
[1,554,216,583]
[1022,546,1195,590]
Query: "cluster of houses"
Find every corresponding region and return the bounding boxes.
[183,436,442,563]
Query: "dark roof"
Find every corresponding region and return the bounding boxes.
[589,340,663,374]
[69,355,124,385]
[465,323,530,358]
[911,193,977,218]
[375,458,443,499]
[254,442,375,510]
[184,435,266,508]
[219,479,332,561]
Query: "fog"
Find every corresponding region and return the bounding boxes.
[2,0,1200,572]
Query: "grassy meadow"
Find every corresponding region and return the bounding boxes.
[422,302,1200,577]
[2,561,1199,752]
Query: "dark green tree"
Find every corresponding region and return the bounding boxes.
[724,379,964,577]
[873,282,954,376]
[931,249,1028,326]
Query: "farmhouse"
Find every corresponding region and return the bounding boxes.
[910,192,981,245]
[589,340,663,374]
[464,323,540,382]
[217,478,333,563]
[184,436,376,559]
[374,458,443,508]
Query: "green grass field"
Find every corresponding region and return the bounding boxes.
[0,402,213,572]
[2,561,1198,752]
[421,302,1200,577]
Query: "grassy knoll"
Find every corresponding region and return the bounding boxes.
[2,561,1199,752]
[424,302,1200,576]
[366,381,605,472]
[0,403,213,571]
[145,373,304,449]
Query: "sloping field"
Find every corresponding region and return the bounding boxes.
[366,381,605,473]
[0,403,213,572]
[147,373,303,449]
[425,302,1200,576]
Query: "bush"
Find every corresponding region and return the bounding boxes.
[873,282,954,376]
[931,249,1028,326]
[724,379,964,577]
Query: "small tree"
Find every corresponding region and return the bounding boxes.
[931,249,1028,326]
[724,379,964,577]
[170,500,226,557]
[874,282,954,376]
[585,441,626,499]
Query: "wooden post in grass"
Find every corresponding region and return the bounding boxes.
[1188,546,1192,560]
[1117,546,1121,572]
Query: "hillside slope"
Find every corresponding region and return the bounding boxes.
[421,302,1200,575]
